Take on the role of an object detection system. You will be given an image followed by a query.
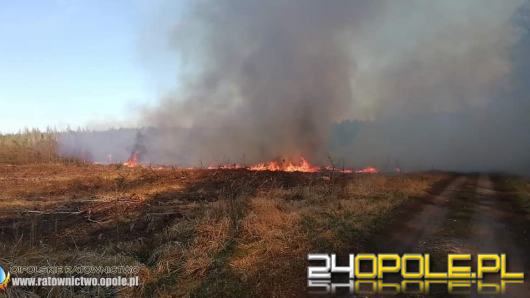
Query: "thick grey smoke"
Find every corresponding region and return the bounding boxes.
[136,0,530,173]
[142,0,382,166]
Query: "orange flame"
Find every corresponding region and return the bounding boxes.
[249,157,319,173]
[123,151,139,168]
[355,166,378,174]
[119,152,378,174]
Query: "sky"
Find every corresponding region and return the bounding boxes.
[0,0,182,133]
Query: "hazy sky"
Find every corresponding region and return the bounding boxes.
[0,0,183,133]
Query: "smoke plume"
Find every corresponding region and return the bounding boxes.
[63,0,530,174]
[142,0,385,166]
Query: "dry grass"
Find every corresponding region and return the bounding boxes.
[218,173,444,296]
[0,163,448,297]
[499,176,530,216]
[184,216,231,277]
[229,196,308,296]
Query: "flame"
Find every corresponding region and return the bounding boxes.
[249,156,319,173]
[123,151,139,168]
[355,166,379,174]
[120,152,377,174]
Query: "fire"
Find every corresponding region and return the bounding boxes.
[120,151,378,174]
[123,151,139,168]
[249,156,319,173]
[355,166,379,174]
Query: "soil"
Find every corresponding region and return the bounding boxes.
[368,174,530,297]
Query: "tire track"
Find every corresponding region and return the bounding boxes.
[370,174,529,297]
[372,175,469,253]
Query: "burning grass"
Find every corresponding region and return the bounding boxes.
[0,163,449,297]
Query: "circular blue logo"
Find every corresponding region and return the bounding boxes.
[0,265,10,289]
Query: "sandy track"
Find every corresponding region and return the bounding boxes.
[371,174,529,297]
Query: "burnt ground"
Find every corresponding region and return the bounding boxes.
[366,174,530,297]
[0,165,325,249]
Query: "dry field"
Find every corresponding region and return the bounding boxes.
[0,162,451,297]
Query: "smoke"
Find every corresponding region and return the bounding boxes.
[344,0,530,174]
[141,0,384,166]
[62,0,530,173]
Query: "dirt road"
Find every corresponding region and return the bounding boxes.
[370,174,529,297]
